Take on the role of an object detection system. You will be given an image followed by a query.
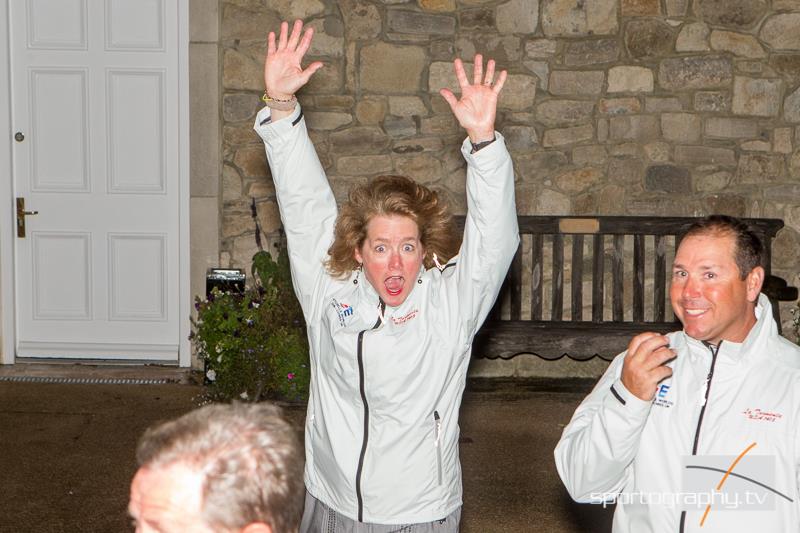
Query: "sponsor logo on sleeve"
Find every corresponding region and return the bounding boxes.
[331,299,353,327]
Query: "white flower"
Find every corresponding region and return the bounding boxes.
[215,344,223,354]
[252,302,260,309]
[216,355,223,363]
[240,391,249,400]
[206,369,217,381]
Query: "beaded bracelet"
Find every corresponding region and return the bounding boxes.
[262,92,297,111]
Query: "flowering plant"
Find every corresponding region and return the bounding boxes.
[191,241,309,403]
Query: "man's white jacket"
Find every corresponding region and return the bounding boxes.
[555,294,800,532]
[254,106,519,524]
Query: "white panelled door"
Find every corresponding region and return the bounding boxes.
[10,0,180,360]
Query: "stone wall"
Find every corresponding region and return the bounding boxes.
[219,0,800,340]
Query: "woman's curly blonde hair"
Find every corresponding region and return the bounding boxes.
[326,175,461,278]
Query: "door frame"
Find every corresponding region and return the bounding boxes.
[0,0,191,366]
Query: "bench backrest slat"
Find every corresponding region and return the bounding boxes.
[654,234,667,323]
[571,234,584,322]
[591,234,604,323]
[531,234,543,321]
[612,234,624,322]
[552,233,564,322]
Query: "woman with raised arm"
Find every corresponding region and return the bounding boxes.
[254,19,519,532]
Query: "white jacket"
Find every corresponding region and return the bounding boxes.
[555,294,800,532]
[254,105,519,524]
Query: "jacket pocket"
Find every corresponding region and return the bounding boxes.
[434,410,442,485]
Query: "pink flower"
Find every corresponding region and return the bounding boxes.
[287,372,295,380]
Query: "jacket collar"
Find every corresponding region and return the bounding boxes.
[681,293,776,367]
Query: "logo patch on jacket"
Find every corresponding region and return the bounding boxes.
[331,299,353,327]
[742,408,782,422]
[391,309,418,325]
[653,383,673,408]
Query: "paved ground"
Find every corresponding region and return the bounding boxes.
[0,367,613,532]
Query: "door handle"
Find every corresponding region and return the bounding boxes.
[16,197,38,238]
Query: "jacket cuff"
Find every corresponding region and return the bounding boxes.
[460,131,507,167]
[253,104,304,144]
[608,378,653,414]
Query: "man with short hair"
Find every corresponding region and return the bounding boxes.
[555,215,800,532]
[129,402,304,533]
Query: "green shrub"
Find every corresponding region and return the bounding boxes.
[191,242,309,403]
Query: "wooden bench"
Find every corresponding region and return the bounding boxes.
[456,216,798,361]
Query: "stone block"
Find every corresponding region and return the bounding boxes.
[610,115,660,141]
[307,18,345,57]
[760,13,800,51]
[764,184,800,201]
[541,0,618,37]
[736,153,786,183]
[774,128,793,154]
[555,167,604,194]
[608,157,645,186]
[305,112,353,130]
[732,77,783,117]
[501,126,539,151]
[770,55,800,81]
[645,165,691,193]
[676,22,710,53]
[535,100,594,127]
[625,19,674,59]
[329,127,391,155]
[387,9,456,35]
[785,87,800,123]
[542,124,595,147]
[190,0,219,41]
[394,154,443,184]
[223,93,261,123]
[515,151,569,180]
[665,0,688,16]
[246,179,275,199]
[222,165,242,203]
[498,74,538,111]
[564,39,619,67]
[598,97,641,115]
[429,40,455,60]
[355,98,387,125]
[362,43,426,93]
[694,91,731,112]
[418,0,456,11]
[704,117,758,139]
[597,119,609,143]
[459,8,494,30]
[659,56,732,90]
[740,140,771,152]
[610,143,642,158]
[222,200,256,239]
[420,114,457,135]
[772,228,800,271]
[644,142,670,163]
[392,137,444,154]
[621,0,660,16]
[645,97,683,113]
[573,145,608,167]
[607,66,654,93]
[497,0,539,33]
[523,60,549,90]
[233,146,270,179]
[221,3,278,41]
[702,195,747,217]
[268,0,325,20]
[223,124,259,148]
[383,116,417,137]
[190,43,220,198]
[389,96,428,117]
[694,170,732,192]
[340,0,381,40]
[774,0,800,9]
[336,155,393,175]
[696,0,767,30]
[305,60,344,94]
[534,188,571,215]
[525,39,557,58]
[549,71,604,96]
[661,113,701,143]
[710,30,766,59]
[674,146,736,166]
[222,48,262,91]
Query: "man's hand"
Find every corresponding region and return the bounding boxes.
[439,54,507,143]
[620,332,675,401]
[264,20,323,119]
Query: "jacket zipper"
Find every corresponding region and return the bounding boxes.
[679,341,721,533]
[434,410,443,485]
[355,300,385,523]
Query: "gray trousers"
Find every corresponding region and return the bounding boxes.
[299,491,461,533]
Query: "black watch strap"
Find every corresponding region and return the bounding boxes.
[470,135,496,154]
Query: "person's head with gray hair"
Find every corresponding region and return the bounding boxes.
[129,402,304,533]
